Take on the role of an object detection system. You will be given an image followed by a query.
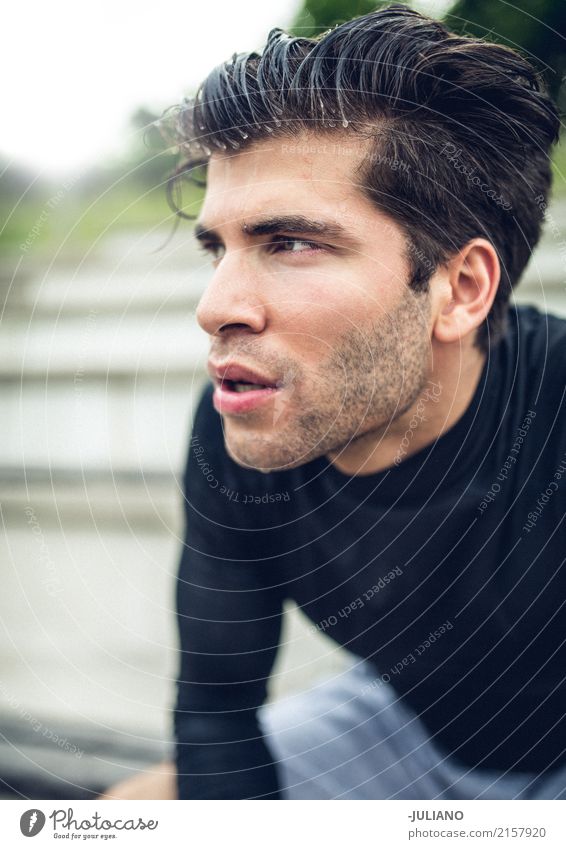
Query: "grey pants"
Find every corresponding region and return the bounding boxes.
[258,655,566,800]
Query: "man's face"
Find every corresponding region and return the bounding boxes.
[195,131,435,472]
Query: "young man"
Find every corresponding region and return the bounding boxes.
[104,4,566,799]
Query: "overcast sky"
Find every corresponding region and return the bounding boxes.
[2,0,452,175]
[1,0,299,174]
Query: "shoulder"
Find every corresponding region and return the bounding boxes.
[510,304,566,374]
[508,304,566,453]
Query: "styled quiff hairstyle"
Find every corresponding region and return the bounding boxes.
[164,3,560,353]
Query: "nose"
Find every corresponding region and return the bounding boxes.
[196,253,268,337]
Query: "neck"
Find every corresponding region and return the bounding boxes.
[326,341,487,477]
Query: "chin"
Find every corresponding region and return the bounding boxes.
[223,434,313,474]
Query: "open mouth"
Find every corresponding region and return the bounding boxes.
[209,360,284,414]
[221,378,277,393]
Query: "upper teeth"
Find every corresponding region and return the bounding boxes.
[233,382,265,392]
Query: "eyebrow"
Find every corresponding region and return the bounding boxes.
[193,215,358,245]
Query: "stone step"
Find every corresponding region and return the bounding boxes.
[0,313,208,378]
[0,368,207,470]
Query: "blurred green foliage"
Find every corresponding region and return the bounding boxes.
[292,0,566,109]
[291,0,388,37]
[0,106,184,261]
[447,0,566,107]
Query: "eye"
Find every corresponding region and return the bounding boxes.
[198,242,225,263]
[269,237,324,255]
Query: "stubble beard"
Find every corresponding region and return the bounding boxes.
[223,286,432,473]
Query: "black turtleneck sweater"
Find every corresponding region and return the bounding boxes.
[174,304,566,799]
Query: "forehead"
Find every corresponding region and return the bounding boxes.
[200,131,379,227]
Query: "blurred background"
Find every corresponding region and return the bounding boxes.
[1,0,565,798]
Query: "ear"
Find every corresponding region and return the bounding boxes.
[433,238,500,345]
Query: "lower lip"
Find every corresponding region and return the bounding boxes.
[212,383,281,414]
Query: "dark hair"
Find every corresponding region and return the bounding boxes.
[163,3,560,353]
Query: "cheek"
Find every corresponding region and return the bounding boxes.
[269,266,403,362]
[270,273,367,330]
[272,297,352,365]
